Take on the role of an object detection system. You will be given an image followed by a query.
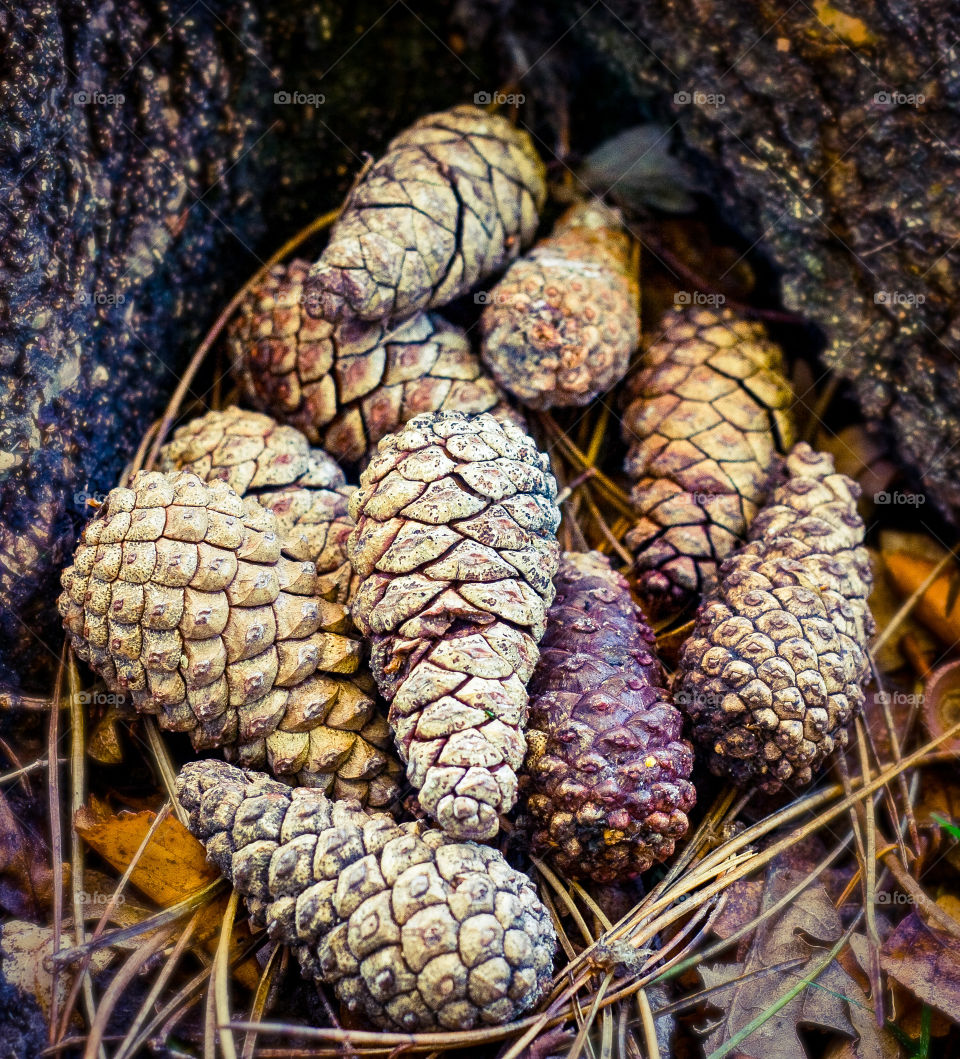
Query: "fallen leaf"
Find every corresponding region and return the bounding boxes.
[74,796,259,989]
[880,533,960,649]
[881,909,960,1022]
[698,866,891,1059]
[0,787,62,918]
[86,709,125,765]
[0,919,111,1022]
[865,550,936,674]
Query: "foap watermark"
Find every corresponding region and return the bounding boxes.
[874,91,925,107]
[473,290,513,307]
[673,687,725,712]
[691,492,723,506]
[675,291,725,308]
[873,490,925,507]
[73,90,125,106]
[674,89,725,108]
[274,90,325,108]
[875,690,924,707]
[874,290,926,307]
[474,90,525,106]
[875,891,915,906]
[76,290,125,306]
[73,488,108,507]
[81,890,126,906]
[75,690,125,707]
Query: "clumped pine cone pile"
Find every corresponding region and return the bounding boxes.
[523,552,695,882]
[178,759,557,1031]
[228,260,509,464]
[158,406,358,605]
[479,200,639,409]
[675,443,873,791]
[349,410,560,841]
[306,105,547,323]
[58,470,401,805]
[622,306,796,613]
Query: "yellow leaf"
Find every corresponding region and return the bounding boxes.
[881,548,960,649]
[74,796,260,989]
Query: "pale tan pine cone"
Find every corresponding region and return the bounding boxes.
[228,259,512,463]
[480,200,639,408]
[177,759,557,1031]
[306,104,547,323]
[58,470,400,806]
[674,443,874,792]
[158,406,358,605]
[522,552,695,882]
[622,306,796,614]
[348,411,561,840]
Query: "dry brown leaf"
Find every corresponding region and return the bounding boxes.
[0,787,62,918]
[881,908,960,1022]
[880,533,960,648]
[698,866,892,1059]
[86,709,125,765]
[866,549,937,674]
[74,795,259,989]
[0,919,111,1022]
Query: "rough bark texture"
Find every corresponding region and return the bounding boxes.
[0,0,493,695]
[674,444,873,792]
[479,200,639,409]
[522,552,695,883]
[476,0,960,519]
[178,759,557,1031]
[348,411,560,841]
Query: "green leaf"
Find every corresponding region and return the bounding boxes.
[931,812,960,841]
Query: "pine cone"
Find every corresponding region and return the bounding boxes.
[306,105,547,323]
[157,406,357,605]
[349,411,561,840]
[674,444,874,791]
[479,200,639,409]
[522,552,695,882]
[622,306,795,613]
[58,471,401,806]
[177,759,557,1031]
[228,259,510,463]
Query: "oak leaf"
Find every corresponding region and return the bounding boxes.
[698,867,892,1059]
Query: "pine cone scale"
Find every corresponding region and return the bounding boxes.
[178,760,555,1031]
[60,468,402,807]
[622,307,796,612]
[675,444,873,791]
[349,412,559,839]
[520,552,695,883]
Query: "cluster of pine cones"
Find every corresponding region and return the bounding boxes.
[57,103,874,1033]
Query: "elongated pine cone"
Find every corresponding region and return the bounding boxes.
[349,411,561,840]
[178,760,556,1031]
[58,471,400,806]
[522,552,695,882]
[158,406,358,605]
[228,259,508,463]
[306,105,547,323]
[479,200,639,408]
[674,444,874,792]
[622,306,795,613]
